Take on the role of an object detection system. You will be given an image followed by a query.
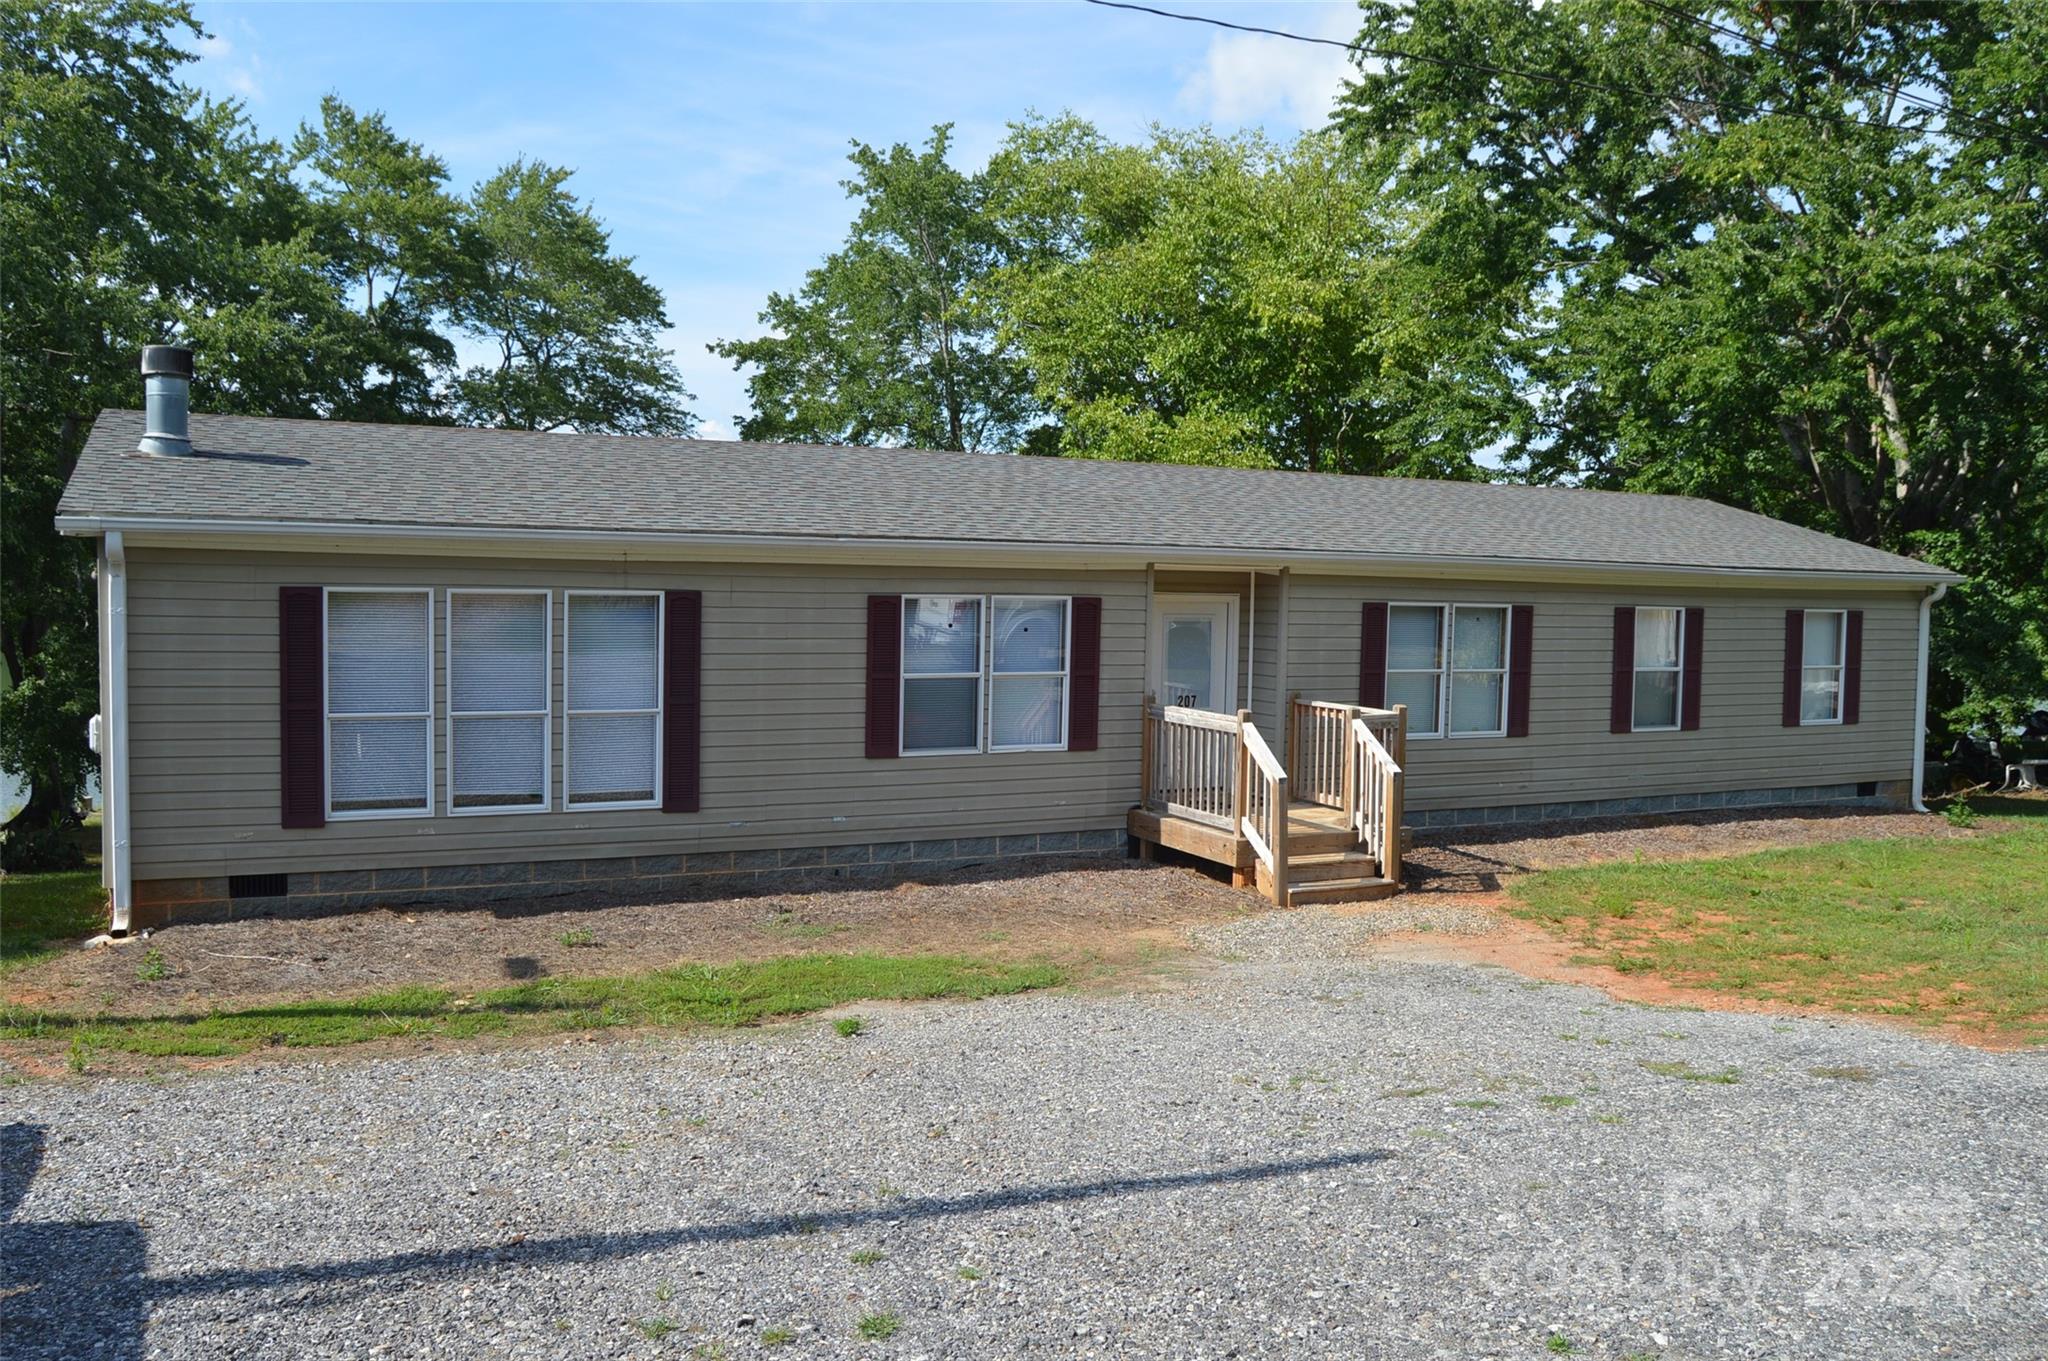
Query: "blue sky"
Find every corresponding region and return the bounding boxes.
[188,1,1362,438]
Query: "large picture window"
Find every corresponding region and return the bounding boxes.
[326,588,431,817]
[448,590,549,813]
[1632,606,1683,731]
[1800,609,1847,724]
[1385,603,1509,738]
[901,596,984,754]
[565,592,663,808]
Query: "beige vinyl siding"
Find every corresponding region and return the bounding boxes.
[1285,574,1922,811]
[124,548,1147,879]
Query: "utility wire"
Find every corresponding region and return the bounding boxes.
[1084,0,2028,148]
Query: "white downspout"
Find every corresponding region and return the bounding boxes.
[1910,582,1948,814]
[104,531,133,934]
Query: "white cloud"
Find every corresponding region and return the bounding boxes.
[193,21,265,101]
[1179,4,1360,130]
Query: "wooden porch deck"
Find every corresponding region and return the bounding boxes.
[1129,697,1408,908]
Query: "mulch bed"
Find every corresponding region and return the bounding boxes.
[5,804,1963,1023]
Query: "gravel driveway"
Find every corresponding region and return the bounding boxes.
[4,955,2043,1360]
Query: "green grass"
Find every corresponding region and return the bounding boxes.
[849,1247,885,1266]
[1506,800,2048,1042]
[834,1016,865,1037]
[0,953,1061,1065]
[0,868,108,972]
[855,1312,901,1341]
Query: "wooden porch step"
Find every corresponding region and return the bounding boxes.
[1286,875,1400,907]
[1287,849,1384,883]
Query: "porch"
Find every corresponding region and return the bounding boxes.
[1128,697,1409,907]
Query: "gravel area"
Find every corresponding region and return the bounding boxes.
[5,956,2043,1359]
[1187,902,1502,961]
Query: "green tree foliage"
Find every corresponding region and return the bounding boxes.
[451,160,695,436]
[986,117,1510,474]
[1336,0,2048,735]
[712,126,1032,451]
[0,1,693,863]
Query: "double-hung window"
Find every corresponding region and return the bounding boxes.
[565,592,664,807]
[1385,603,1510,738]
[447,590,550,813]
[900,594,1072,754]
[990,597,1069,751]
[326,588,432,818]
[901,596,984,755]
[1632,607,1683,731]
[1800,609,1847,724]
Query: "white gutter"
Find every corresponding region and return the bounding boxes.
[103,532,133,934]
[50,513,1962,589]
[1910,581,1949,814]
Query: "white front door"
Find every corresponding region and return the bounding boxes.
[1150,595,1238,713]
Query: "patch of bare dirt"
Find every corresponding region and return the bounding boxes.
[5,858,1254,1020]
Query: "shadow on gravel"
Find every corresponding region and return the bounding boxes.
[0,1120,1389,1356]
[1,1123,148,1361]
[152,1149,1392,1307]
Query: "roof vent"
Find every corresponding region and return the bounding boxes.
[138,345,194,456]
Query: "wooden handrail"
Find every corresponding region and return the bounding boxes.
[1144,703,1244,829]
[1351,714,1405,884]
[1239,719,1289,904]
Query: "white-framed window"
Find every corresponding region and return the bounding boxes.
[1386,603,1510,739]
[901,595,985,755]
[447,590,550,814]
[990,596,1070,751]
[325,587,432,819]
[1800,609,1847,725]
[1632,606,1683,732]
[898,594,1073,755]
[564,591,664,808]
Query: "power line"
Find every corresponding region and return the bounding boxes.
[1083,0,2024,148]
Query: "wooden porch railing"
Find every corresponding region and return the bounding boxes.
[1237,717,1289,903]
[1287,697,1407,882]
[1141,700,1241,829]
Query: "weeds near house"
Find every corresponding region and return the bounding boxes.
[849,1248,885,1266]
[632,1317,676,1341]
[134,949,168,982]
[834,1016,864,1037]
[856,1311,901,1340]
[1944,797,1978,829]
[558,928,596,948]
[1537,1094,1577,1110]
[1546,1334,1576,1354]
[2,953,1063,1069]
[759,1325,795,1346]
[1808,1065,1874,1082]
[956,1265,984,1281]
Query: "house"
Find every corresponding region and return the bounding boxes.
[58,348,1956,930]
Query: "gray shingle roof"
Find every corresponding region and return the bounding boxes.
[58,410,1950,581]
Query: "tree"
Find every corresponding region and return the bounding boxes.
[450,160,695,436]
[712,126,1035,452]
[1337,0,2048,738]
[986,117,1510,475]
[292,96,463,422]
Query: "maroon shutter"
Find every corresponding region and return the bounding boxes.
[1609,606,1636,734]
[279,586,325,829]
[1680,607,1705,732]
[865,595,903,758]
[1782,609,1805,727]
[1843,610,1864,724]
[1506,605,1534,738]
[1359,602,1389,707]
[1068,596,1102,751]
[661,590,702,812]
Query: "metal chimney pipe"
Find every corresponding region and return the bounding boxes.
[138,345,194,456]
